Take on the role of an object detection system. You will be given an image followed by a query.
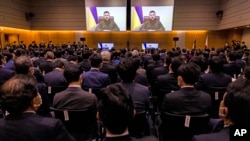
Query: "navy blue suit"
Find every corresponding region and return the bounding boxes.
[82,69,111,88]
[223,62,241,78]
[153,73,180,111]
[44,69,67,87]
[196,72,232,91]
[161,87,212,116]
[0,113,75,141]
[116,82,150,113]
[0,66,15,82]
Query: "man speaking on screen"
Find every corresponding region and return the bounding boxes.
[95,11,120,31]
[140,10,165,31]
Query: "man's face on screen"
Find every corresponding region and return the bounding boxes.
[104,12,110,21]
[149,12,156,20]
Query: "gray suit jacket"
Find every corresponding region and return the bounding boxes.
[53,86,97,111]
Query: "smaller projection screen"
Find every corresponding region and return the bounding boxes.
[142,43,159,50]
[98,43,114,50]
[131,0,174,32]
[85,0,127,31]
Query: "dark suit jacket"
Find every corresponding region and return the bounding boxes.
[146,61,164,85]
[161,87,212,116]
[103,135,158,141]
[192,127,229,141]
[196,72,232,91]
[82,69,111,88]
[79,59,91,72]
[151,66,169,84]
[100,63,118,84]
[117,82,150,113]
[223,62,241,78]
[36,82,51,117]
[0,113,75,141]
[44,69,67,87]
[39,60,54,74]
[154,73,179,93]
[0,67,15,82]
[33,57,46,68]
[134,73,149,86]
[53,86,97,110]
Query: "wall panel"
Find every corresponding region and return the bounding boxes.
[28,0,85,30]
[219,0,250,29]
[0,0,30,29]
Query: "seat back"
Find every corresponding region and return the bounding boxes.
[204,87,226,118]
[159,112,210,141]
[82,87,102,100]
[50,107,97,141]
[128,111,150,138]
[47,86,67,104]
[157,89,174,111]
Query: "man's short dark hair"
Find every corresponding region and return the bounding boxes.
[14,56,33,74]
[63,64,82,83]
[209,55,224,73]
[1,74,38,114]
[177,62,201,85]
[171,56,185,74]
[224,78,250,125]
[149,10,156,14]
[53,59,65,68]
[98,84,134,134]
[104,11,110,14]
[117,58,137,83]
[89,53,102,68]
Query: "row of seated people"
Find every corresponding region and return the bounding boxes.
[0,47,249,140]
[1,53,250,141]
[5,40,86,50]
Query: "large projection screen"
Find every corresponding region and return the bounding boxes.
[85,0,127,31]
[131,0,174,32]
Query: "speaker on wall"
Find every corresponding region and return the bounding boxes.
[80,38,85,41]
[173,37,179,41]
[25,12,34,21]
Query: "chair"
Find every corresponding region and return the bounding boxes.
[128,111,150,138]
[204,87,227,118]
[156,88,174,112]
[82,87,102,100]
[50,107,97,141]
[159,112,210,141]
[46,86,67,104]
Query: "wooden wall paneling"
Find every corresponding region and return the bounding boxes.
[0,0,30,29]
[219,0,250,29]
[29,0,85,30]
[173,0,220,30]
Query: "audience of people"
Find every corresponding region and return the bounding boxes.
[0,40,250,141]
